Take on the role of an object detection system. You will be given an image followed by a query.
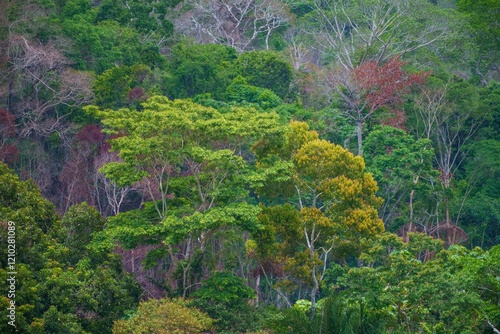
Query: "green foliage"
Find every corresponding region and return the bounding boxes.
[62,16,144,73]
[92,64,159,108]
[457,0,500,59]
[225,76,283,110]
[270,296,386,334]
[95,0,130,24]
[339,240,499,333]
[96,0,174,37]
[89,96,281,296]
[0,164,140,333]
[92,66,133,108]
[459,139,500,247]
[249,122,385,310]
[0,163,56,265]
[61,0,90,18]
[480,82,500,139]
[363,126,437,229]
[60,202,106,265]
[165,42,238,99]
[57,0,171,73]
[42,306,87,333]
[191,272,257,332]
[250,204,302,261]
[163,203,261,246]
[113,298,213,334]
[235,51,294,99]
[3,1,500,333]
[88,96,281,219]
[192,271,255,304]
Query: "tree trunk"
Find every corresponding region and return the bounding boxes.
[407,189,415,242]
[310,266,318,313]
[357,119,363,156]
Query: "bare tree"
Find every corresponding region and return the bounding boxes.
[93,151,137,217]
[175,0,292,52]
[59,147,95,214]
[284,27,317,71]
[8,36,93,138]
[413,82,485,244]
[311,0,454,71]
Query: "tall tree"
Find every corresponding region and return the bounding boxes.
[251,122,384,308]
[88,96,281,296]
[310,0,456,71]
[175,0,292,52]
[325,57,427,155]
[412,77,485,244]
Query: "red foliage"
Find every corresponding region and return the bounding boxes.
[380,109,408,130]
[127,87,147,103]
[0,108,18,164]
[0,145,19,163]
[0,108,16,137]
[99,133,123,155]
[75,124,105,144]
[353,57,429,129]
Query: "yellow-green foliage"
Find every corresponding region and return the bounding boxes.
[112,298,213,334]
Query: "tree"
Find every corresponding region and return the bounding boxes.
[92,150,138,217]
[325,57,428,155]
[175,0,292,52]
[411,77,485,244]
[89,96,279,220]
[235,51,294,99]
[251,122,384,308]
[309,0,455,71]
[0,163,140,333]
[92,64,159,109]
[224,76,282,109]
[165,42,237,99]
[459,139,500,248]
[343,239,499,333]
[457,0,500,84]
[363,126,436,233]
[88,96,281,296]
[7,36,93,138]
[191,271,256,332]
[60,202,106,265]
[0,163,57,332]
[112,298,213,334]
[272,296,386,334]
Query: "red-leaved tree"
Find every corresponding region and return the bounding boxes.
[0,108,18,163]
[326,57,429,155]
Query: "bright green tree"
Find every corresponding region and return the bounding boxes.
[87,96,282,296]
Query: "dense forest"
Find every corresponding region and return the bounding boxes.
[0,0,499,333]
